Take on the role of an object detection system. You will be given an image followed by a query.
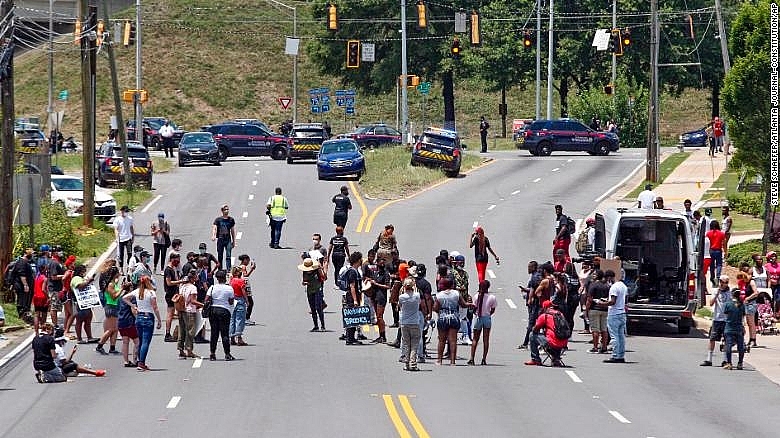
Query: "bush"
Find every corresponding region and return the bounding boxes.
[726,239,780,267]
[14,203,79,256]
[726,193,763,217]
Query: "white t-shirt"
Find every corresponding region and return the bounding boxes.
[586,227,596,247]
[472,292,497,317]
[180,283,198,313]
[608,281,627,316]
[114,214,134,242]
[637,190,656,209]
[207,283,234,311]
[159,124,174,139]
[129,288,156,314]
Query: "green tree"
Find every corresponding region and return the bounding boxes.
[568,79,648,148]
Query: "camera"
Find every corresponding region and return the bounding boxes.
[572,251,600,264]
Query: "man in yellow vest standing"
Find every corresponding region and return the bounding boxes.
[266,187,289,249]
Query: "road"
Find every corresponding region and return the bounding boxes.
[0,148,777,438]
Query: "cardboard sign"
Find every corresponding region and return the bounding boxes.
[74,284,102,310]
[342,305,371,328]
[600,258,623,279]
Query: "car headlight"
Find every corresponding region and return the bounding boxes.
[317,160,327,165]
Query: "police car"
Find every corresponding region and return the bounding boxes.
[410,127,462,177]
[518,118,620,156]
[287,123,329,163]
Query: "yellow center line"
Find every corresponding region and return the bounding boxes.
[348,180,369,233]
[398,395,431,438]
[382,394,412,438]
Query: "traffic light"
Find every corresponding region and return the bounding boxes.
[96,20,105,46]
[123,21,136,47]
[522,31,533,48]
[346,40,360,68]
[608,28,623,56]
[621,28,631,48]
[450,37,461,59]
[604,84,614,95]
[74,20,81,44]
[407,75,420,87]
[470,11,480,46]
[416,1,427,29]
[327,4,338,31]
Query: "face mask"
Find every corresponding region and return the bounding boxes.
[144,256,150,263]
[122,212,127,217]
[172,260,180,266]
[313,240,319,246]
[199,250,206,255]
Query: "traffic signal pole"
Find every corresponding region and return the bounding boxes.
[546,0,553,119]
[611,0,616,87]
[135,0,143,149]
[400,0,409,145]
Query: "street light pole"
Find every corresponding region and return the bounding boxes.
[400,0,409,144]
[611,0,616,87]
[546,0,554,119]
[535,0,540,120]
[265,0,297,122]
[134,0,142,145]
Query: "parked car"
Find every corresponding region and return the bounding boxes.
[317,139,365,180]
[15,129,48,153]
[678,127,707,147]
[178,132,220,166]
[202,122,291,161]
[95,141,153,189]
[22,163,65,175]
[126,117,185,149]
[410,127,462,177]
[51,175,117,219]
[288,123,328,163]
[518,118,620,156]
[338,123,401,149]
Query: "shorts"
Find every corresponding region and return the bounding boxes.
[48,291,63,312]
[76,307,92,319]
[745,302,758,315]
[165,292,176,308]
[333,214,347,227]
[709,320,726,341]
[104,304,118,318]
[437,315,460,331]
[589,309,608,332]
[473,315,492,330]
[374,290,388,307]
[118,326,138,338]
[34,305,50,314]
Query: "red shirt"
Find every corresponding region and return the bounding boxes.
[706,229,725,250]
[533,310,568,350]
[229,277,246,298]
[766,261,780,285]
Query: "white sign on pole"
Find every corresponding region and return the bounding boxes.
[592,29,611,51]
[110,115,117,130]
[455,12,467,33]
[361,43,375,62]
[74,284,102,310]
[285,37,300,56]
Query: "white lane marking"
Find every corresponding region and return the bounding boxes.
[533,177,541,183]
[242,211,248,218]
[552,167,560,172]
[511,189,521,195]
[192,358,203,368]
[565,370,582,383]
[236,231,243,240]
[254,163,259,167]
[593,160,646,202]
[609,411,631,424]
[487,269,496,279]
[567,159,573,163]
[487,204,496,211]
[141,195,163,213]
[166,396,182,409]
[505,298,517,309]
[473,221,479,229]
[255,170,260,175]
[252,180,258,186]
[248,194,254,200]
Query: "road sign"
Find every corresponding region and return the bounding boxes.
[592,29,611,51]
[416,81,431,94]
[345,107,355,115]
[336,97,345,107]
[322,104,330,112]
[362,43,375,62]
[58,90,68,101]
[278,97,292,110]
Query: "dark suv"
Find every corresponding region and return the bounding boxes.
[339,123,401,149]
[202,122,291,161]
[410,127,462,177]
[287,123,328,163]
[518,118,620,156]
[95,141,153,189]
[127,117,185,149]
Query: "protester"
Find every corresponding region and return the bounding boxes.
[553,205,572,259]
[211,205,237,269]
[95,266,122,356]
[434,278,474,365]
[700,275,731,367]
[300,258,326,332]
[176,270,202,359]
[332,185,352,228]
[33,323,66,383]
[71,264,98,344]
[468,280,496,366]
[150,212,171,274]
[206,270,235,361]
[469,227,499,283]
[163,253,184,342]
[723,289,746,370]
[398,278,421,371]
[122,275,161,371]
[114,206,135,271]
[229,266,249,346]
[603,270,627,363]
[32,264,49,336]
[237,255,257,325]
[525,300,567,367]
[585,270,610,353]
[117,282,140,367]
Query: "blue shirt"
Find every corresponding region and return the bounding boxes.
[723,300,745,334]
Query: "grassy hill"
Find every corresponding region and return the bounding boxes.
[13,0,711,143]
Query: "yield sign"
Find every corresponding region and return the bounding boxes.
[278,97,293,110]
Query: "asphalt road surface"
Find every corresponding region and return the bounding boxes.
[0,149,776,438]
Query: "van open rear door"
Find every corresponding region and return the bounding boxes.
[594,213,607,258]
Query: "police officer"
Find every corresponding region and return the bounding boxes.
[332,186,352,228]
[266,187,289,249]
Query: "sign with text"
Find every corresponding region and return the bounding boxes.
[74,284,102,310]
[342,305,371,328]
[361,43,375,62]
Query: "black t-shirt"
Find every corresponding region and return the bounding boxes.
[181,261,196,277]
[213,216,235,239]
[164,266,180,296]
[344,267,361,305]
[48,260,65,292]
[416,277,433,314]
[373,268,391,299]
[12,257,33,287]
[472,236,491,263]
[588,281,611,311]
[329,235,349,256]
[332,194,352,216]
[556,214,570,238]
[32,334,56,371]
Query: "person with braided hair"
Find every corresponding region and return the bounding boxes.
[469,226,499,283]
[468,280,497,365]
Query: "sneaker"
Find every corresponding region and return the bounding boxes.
[737,363,743,370]
[357,333,368,341]
[137,362,149,371]
[588,348,600,354]
[95,345,108,355]
[245,320,257,326]
[699,360,713,366]
[310,327,319,332]
[723,363,733,370]
[387,342,400,348]
[524,360,541,366]
[209,354,217,361]
[398,356,407,363]
[124,361,136,368]
[178,350,187,359]
[518,344,528,350]
[372,337,386,344]
[338,334,347,341]
[230,338,237,346]
[35,371,43,383]
[225,354,235,361]
[603,358,625,363]
[320,327,326,332]
[467,359,475,365]
[346,340,363,345]
[417,358,426,364]
[94,369,106,377]
[481,359,487,365]
[164,334,175,343]
[108,348,121,355]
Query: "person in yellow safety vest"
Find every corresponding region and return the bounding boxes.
[266,187,289,249]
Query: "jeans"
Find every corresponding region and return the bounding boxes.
[401,324,421,368]
[331,254,346,282]
[269,219,284,247]
[209,307,231,355]
[523,304,540,346]
[135,313,155,364]
[724,331,745,365]
[229,298,247,337]
[217,238,233,270]
[117,239,133,268]
[529,332,549,362]
[417,312,426,359]
[607,313,627,359]
[308,291,325,328]
[177,312,196,351]
[709,249,723,282]
[153,243,167,272]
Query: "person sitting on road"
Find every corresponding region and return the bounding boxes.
[525,300,568,367]
[53,326,105,378]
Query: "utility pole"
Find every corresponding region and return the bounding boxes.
[134,0,142,149]
[611,0,617,87]
[535,0,540,120]
[0,0,15,277]
[714,0,731,77]
[546,0,554,119]
[646,0,660,182]
[103,5,130,190]
[47,0,53,143]
[400,0,409,144]
[80,3,96,227]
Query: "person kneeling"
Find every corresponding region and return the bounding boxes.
[525,300,568,367]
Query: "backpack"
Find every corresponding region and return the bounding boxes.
[566,216,576,238]
[3,258,18,286]
[337,267,356,292]
[575,229,589,254]
[549,310,571,339]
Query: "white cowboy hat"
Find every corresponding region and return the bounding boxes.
[297,258,320,272]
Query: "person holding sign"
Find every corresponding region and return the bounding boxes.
[343,252,364,345]
[71,265,98,344]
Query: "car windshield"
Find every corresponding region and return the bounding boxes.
[321,141,358,154]
[421,134,455,147]
[294,129,324,138]
[52,178,83,191]
[181,134,213,146]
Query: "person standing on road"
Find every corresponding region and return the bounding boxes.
[712,117,725,153]
[299,258,326,332]
[369,256,392,344]
[412,264,433,362]
[229,266,249,346]
[470,226,499,283]
[518,261,542,350]
[398,278,421,371]
[12,249,35,321]
[637,184,656,210]
[237,255,257,326]
[434,278,474,366]
[176,270,202,359]
[117,282,140,367]
[159,120,176,158]
[123,275,161,371]
[211,205,237,270]
[163,253,184,343]
[266,187,289,249]
[47,248,65,328]
[114,206,135,272]
[553,205,573,259]
[332,185,352,228]
[95,266,122,356]
[468,280,496,366]
[132,250,155,289]
[706,220,726,287]
[71,264,97,344]
[343,252,364,345]
[151,213,171,275]
[737,264,760,348]
[373,224,398,265]
[206,270,235,361]
[328,226,350,285]
[585,270,610,353]
[700,275,732,367]
[723,289,746,370]
[722,206,733,259]
[603,270,627,363]
[479,116,489,153]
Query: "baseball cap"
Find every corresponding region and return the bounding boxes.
[158,212,165,218]
[198,242,207,250]
[120,205,130,212]
[719,274,730,282]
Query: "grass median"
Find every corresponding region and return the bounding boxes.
[625,151,691,199]
[360,147,487,199]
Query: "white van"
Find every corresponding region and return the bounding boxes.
[593,208,699,334]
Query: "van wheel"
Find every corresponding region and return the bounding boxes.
[596,141,610,156]
[538,142,552,156]
[677,319,693,334]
